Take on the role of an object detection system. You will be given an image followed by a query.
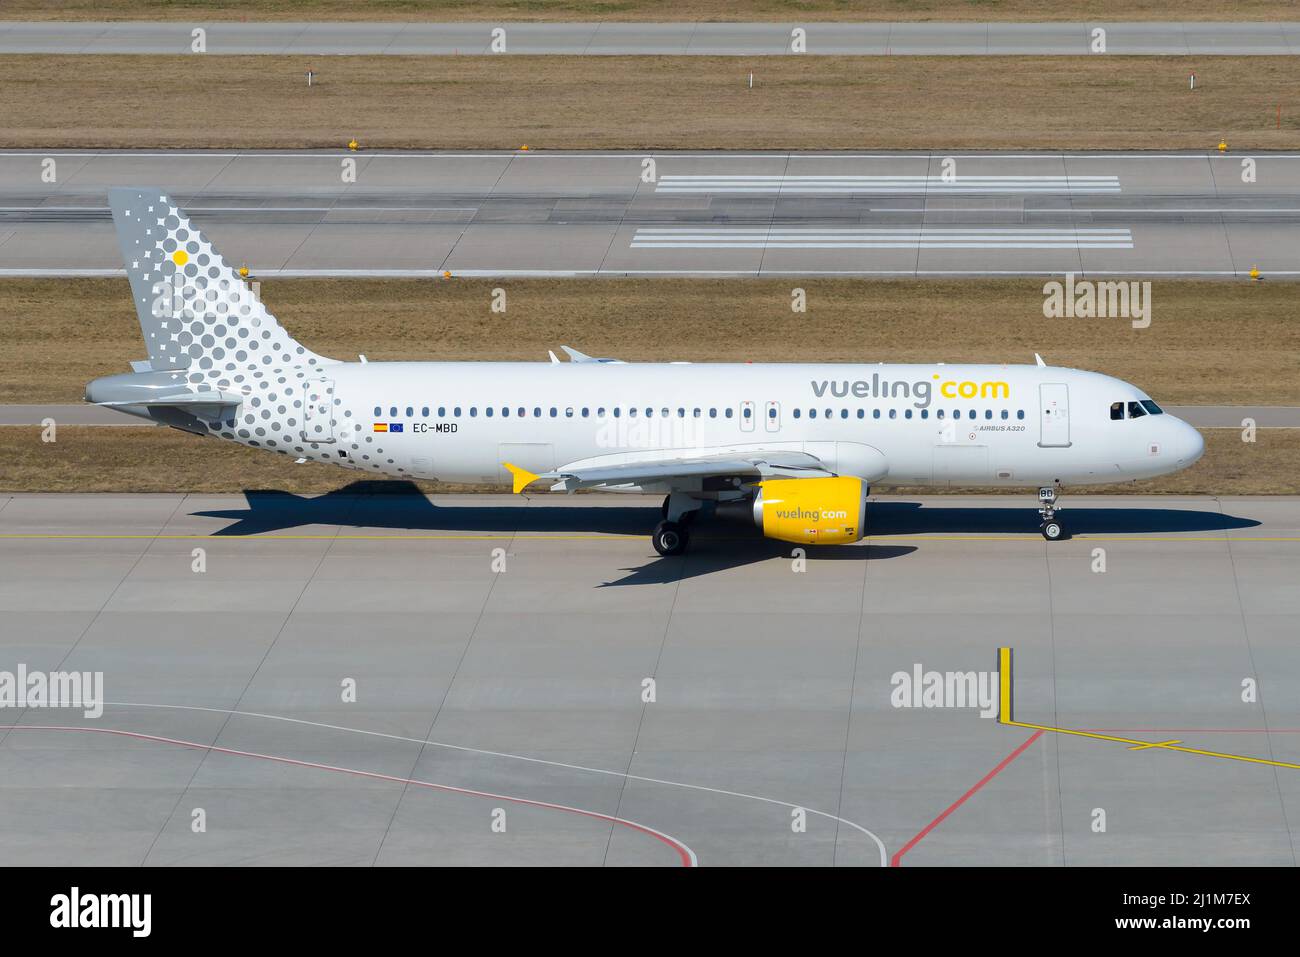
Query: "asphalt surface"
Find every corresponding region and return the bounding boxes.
[3,405,1295,428]
[1,21,1298,55]
[0,491,1296,865]
[4,149,1300,278]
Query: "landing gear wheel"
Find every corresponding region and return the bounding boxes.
[652,520,690,556]
[1037,485,1063,541]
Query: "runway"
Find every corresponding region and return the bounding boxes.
[4,405,1296,429]
[4,149,1300,278]
[0,490,1297,865]
[1,21,1298,56]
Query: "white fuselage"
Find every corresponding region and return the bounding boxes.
[274,361,1204,489]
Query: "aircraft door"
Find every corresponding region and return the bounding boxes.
[1038,382,1071,448]
[302,378,336,444]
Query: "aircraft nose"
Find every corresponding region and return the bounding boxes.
[1173,417,1205,465]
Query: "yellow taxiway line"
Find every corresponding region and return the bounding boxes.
[996,646,1300,772]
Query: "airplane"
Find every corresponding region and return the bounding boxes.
[87,188,1205,555]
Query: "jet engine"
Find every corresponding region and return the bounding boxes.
[751,476,868,545]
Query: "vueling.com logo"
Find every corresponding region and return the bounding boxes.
[810,373,1009,409]
[775,506,847,522]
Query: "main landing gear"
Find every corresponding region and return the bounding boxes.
[1038,486,1065,541]
[652,520,690,556]
[653,493,700,556]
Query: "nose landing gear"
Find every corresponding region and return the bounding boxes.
[1038,486,1065,540]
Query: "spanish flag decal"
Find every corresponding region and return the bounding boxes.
[373,423,388,433]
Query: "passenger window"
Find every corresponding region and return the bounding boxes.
[857,409,865,419]
[550,407,558,418]
[517,407,524,417]
[582,408,590,418]
[793,408,801,419]
[743,407,751,419]
[678,408,685,418]
[662,408,670,418]
[389,406,397,417]
[406,406,414,417]
[438,407,445,417]
[769,407,777,419]
[984,410,992,420]
[873,409,881,419]
[533,407,542,418]
[709,408,717,418]
[630,407,637,418]
[469,407,477,417]
[597,407,605,417]
[1000,410,1008,420]
[904,409,912,419]
[937,409,945,419]
[613,407,621,418]
[810,409,818,419]
[566,408,574,418]
[920,409,928,419]
[646,408,653,417]
[889,409,897,419]
[454,406,462,417]
[693,408,701,418]
[421,406,429,417]
[841,409,849,419]
[1017,410,1025,420]
[726,408,734,418]
[501,407,509,417]
[1127,401,1147,418]
[485,407,493,417]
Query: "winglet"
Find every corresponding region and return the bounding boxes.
[1034,353,1047,367]
[503,462,540,494]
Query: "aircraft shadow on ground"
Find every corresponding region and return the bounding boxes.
[191,481,1260,584]
[865,501,1261,536]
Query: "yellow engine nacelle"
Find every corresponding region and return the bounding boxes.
[752,476,868,545]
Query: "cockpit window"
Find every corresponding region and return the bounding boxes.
[1127,401,1147,418]
[1110,402,1124,420]
[1140,400,1163,415]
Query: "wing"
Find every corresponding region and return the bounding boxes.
[503,444,886,494]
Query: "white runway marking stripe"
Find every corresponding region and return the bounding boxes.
[631,226,1135,249]
[655,174,1122,194]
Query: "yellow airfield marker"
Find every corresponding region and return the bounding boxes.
[996,645,1300,771]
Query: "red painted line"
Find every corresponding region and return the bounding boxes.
[0,725,696,867]
[890,731,1043,867]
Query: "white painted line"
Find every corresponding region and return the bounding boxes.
[631,225,1134,249]
[105,700,887,866]
[656,174,1121,194]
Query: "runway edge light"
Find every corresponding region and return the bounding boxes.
[998,647,1014,725]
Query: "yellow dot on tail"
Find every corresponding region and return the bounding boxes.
[172,250,189,266]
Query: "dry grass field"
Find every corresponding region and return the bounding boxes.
[5,1,1292,23]
[1,278,1292,405]
[0,276,1294,494]
[2,55,1298,150]
[0,427,1291,495]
